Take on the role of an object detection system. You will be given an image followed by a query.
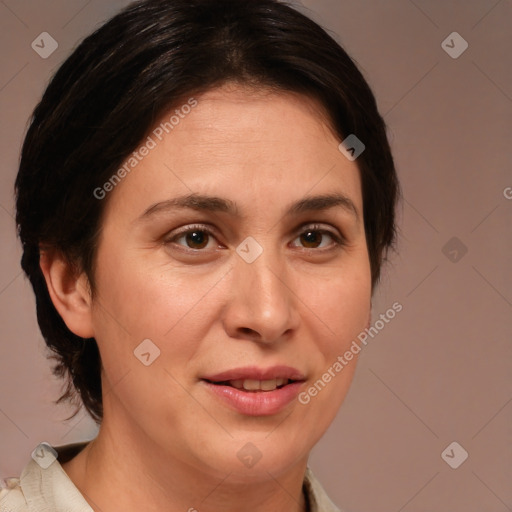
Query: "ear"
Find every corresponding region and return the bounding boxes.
[39,248,95,339]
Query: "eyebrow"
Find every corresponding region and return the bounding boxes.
[139,192,359,222]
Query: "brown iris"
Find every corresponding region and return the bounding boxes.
[300,230,322,248]
[185,231,209,249]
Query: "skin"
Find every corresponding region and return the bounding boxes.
[41,83,372,512]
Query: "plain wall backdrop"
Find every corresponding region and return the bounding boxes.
[0,1,511,511]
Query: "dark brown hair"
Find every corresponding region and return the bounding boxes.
[15,0,400,424]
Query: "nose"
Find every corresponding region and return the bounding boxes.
[221,249,301,345]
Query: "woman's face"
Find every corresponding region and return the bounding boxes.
[89,84,372,480]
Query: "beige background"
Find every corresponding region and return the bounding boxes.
[0,1,511,511]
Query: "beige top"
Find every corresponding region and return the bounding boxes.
[0,442,342,512]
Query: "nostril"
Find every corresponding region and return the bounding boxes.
[239,327,257,336]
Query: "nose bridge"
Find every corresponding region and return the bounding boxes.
[226,241,299,341]
[247,255,284,306]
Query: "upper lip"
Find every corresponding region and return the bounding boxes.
[202,365,306,382]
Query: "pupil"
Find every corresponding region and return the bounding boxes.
[302,231,320,248]
[187,231,207,248]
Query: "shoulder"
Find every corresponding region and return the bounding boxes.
[0,441,92,512]
[304,466,346,512]
[0,476,28,511]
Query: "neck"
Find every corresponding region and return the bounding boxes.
[62,422,309,512]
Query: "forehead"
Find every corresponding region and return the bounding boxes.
[102,84,362,220]
[164,84,339,159]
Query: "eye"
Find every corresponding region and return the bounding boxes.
[166,225,220,251]
[164,223,345,253]
[291,224,344,250]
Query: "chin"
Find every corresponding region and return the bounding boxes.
[203,433,309,482]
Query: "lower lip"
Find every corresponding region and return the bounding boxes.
[202,380,303,416]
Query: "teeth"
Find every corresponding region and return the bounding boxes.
[244,379,264,391]
[260,379,277,391]
[229,379,245,389]
[227,378,289,391]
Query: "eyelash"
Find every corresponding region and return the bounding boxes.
[164,223,346,253]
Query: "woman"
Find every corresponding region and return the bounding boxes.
[1,0,399,510]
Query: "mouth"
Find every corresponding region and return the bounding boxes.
[200,366,306,416]
[202,377,298,392]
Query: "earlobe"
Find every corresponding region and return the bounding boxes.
[39,249,95,339]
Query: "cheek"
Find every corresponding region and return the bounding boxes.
[295,257,371,414]
[90,249,227,365]
[299,260,372,348]
[328,280,371,346]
